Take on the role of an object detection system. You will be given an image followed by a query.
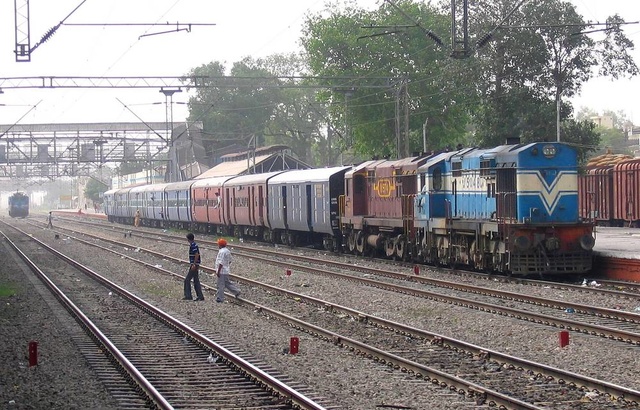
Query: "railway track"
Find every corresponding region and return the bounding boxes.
[1,221,330,410]
[10,217,640,409]
[56,215,640,298]
[38,217,640,346]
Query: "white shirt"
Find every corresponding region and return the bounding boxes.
[215,247,232,275]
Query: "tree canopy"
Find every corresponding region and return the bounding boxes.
[183,0,637,165]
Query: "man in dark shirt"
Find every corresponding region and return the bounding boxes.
[183,233,205,301]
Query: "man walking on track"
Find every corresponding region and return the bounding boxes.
[215,238,240,303]
[183,233,205,301]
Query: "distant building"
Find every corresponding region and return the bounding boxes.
[195,145,311,179]
[590,115,615,129]
[112,170,165,189]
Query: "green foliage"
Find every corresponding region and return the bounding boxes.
[558,120,600,166]
[186,55,337,166]
[186,59,282,152]
[301,0,473,158]
[462,0,636,159]
[181,0,637,165]
[84,177,109,204]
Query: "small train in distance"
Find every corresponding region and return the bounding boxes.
[8,192,29,218]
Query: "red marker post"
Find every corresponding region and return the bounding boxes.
[290,337,299,354]
[285,269,292,277]
[559,331,570,348]
[28,341,38,367]
[413,265,420,275]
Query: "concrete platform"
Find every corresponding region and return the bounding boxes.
[51,209,107,220]
[593,227,640,260]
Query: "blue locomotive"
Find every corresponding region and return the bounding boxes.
[8,192,30,218]
[104,141,594,276]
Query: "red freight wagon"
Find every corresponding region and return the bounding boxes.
[578,166,614,225]
[613,159,640,227]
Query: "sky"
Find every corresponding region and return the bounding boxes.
[0,0,638,126]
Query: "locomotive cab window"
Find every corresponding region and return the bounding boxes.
[452,162,462,177]
[432,168,443,191]
[354,174,366,194]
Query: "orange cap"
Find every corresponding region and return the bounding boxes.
[217,238,227,247]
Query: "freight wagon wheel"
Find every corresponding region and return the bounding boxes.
[395,235,409,262]
[347,231,357,253]
[385,238,395,257]
[470,240,483,270]
[355,231,366,255]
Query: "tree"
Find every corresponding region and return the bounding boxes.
[84,177,109,205]
[185,56,336,166]
[301,0,473,158]
[467,0,637,149]
[186,59,283,156]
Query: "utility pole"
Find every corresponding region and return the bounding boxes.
[160,87,182,182]
[422,118,429,153]
[394,77,410,159]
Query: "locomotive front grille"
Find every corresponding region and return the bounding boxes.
[510,251,593,275]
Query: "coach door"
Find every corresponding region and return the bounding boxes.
[224,187,232,225]
[249,185,260,226]
[281,185,288,229]
[258,185,265,225]
[306,184,313,231]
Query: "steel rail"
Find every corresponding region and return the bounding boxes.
[3,222,327,410]
[0,228,174,410]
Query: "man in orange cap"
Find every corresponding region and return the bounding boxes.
[215,238,240,302]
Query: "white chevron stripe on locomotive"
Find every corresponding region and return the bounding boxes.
[516,170,578,215]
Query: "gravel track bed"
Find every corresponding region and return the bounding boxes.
[5,219,640,408]
[0,228,119,410]
[4,223,471,409]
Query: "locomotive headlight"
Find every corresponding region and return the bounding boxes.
[542,144,557,158]
[514,235,531,250]
[580,234,595,250]
[545,237,560,251]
